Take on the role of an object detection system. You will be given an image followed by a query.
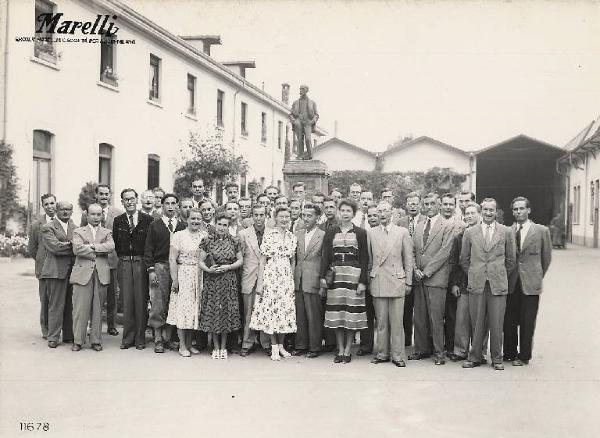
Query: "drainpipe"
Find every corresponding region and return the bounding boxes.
[1,0,10,142]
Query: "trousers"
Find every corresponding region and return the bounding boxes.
[118,259,148,346]
[503,279,540,361]
[39,277,74,342]
[72,269,105,346]
[373,296,405,361]
[468,282,506,364]
[294,289,324,352]
[414,284,446,357]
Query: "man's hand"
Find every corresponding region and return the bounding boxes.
[414,269,424,281]
[320,278,328,289]
[318,287,327,298]
[149,271,159,286]
[171,279,179,293]
[405,285,412,295]
[451,285,461,297]
[356,283,366,296]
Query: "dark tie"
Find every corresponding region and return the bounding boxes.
[168,218,174,233]
[422,218,431,247]
[101,210,107,228]
[409,217,415,236]
[516,224,522,252]
[360,213,365,229]
[128,214,135,233]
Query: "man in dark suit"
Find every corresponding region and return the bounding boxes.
[396,191,425,347]
[27,193,56,339]
[113,188,154,350]
[504,197,552,366]
[409,193,455,365]
[293,203,326,358]
[70,204,115,351]
[144,194,186,353]
[39,201,76,347]
[80,184,123,336]
[461,198,516,371]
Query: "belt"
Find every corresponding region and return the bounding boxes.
[120,255,143,261]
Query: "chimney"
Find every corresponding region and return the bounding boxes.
[281,83,290,104]
[222,61,256,79]
[180,35,222,56]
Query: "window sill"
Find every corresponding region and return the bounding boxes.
[30,55,60,71]
[147,99,163,109]
[185,112,198,121]
[97,80,119,93]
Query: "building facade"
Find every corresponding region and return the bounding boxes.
[312,137,377,171]
[1,0,324,219]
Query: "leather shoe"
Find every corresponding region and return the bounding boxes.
[513,359,529,366]
[71,344,82,352]
[306,351,319,358]
[371,357,390,364]
[493,363,504,371]
[239,349,249,357]
[462,360,481,368]
[91,344,103,352]
[47,341,58,348]
[120,343,132,349]
[434,357,446,365]
[333,355,343,363]
[107,328,119,336]
[392,359,406,367]
[135,344,145,350]
[292,349,307,357]
[342,354,352,364]
[356,349,371,356]
[408,352,431,360]
[154,342,165,353]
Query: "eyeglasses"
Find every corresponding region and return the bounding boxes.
[122,198,137,203]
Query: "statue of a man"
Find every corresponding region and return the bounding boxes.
[289,85,319,160]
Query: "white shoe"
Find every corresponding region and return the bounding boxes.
[211,349,219,360]
[220,349,228,359]
[271,346,280,361]
[278,344,291,358]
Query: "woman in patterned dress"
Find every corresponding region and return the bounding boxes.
[320,199,369,364]
[167,209,207,357]
[198,212,243,359]
[249,207,298,361]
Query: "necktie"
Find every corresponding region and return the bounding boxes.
[128,213,135,233]
[409,217,415,236]
[484,224,491,245]
[422,218,431,247]
[101,210,107,228]
[168,218,174,233]
[516,224,522,252]
[360,212,365,229]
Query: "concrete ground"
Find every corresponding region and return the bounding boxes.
[1,246,599,438]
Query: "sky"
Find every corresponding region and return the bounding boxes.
[126,0,600,152]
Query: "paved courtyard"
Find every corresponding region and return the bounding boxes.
[1,246,599,438]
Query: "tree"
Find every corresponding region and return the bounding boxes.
[78,181,98,212]
[173,126,249,198]
[0,141,27,234]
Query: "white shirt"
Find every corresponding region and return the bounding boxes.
[161,216,178,233]
[88,224,99,241]
[45,214,54,223]
[126,211,139,227]
[482,221,496,242]
[352,210,370,229]
[516,219,531,247]
[304,226,317,252]
[381,223,391,234]
[57,219,69,235]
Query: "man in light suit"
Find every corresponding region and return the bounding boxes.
[289,85,319,160]
[238,205,270,356]
[504,197,552,366]
[39,201,76,347]
[80,184,123,336]
[27,193,56,339]
[368,202,414,367]
[409,193,455,365]
[293,203,326,358]
[396,192,425,347]
[70,204,115,351]
[461,198,516,371]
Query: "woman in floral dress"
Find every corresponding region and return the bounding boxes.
[249,206,297,361]
[167,209,207,358]
[198,212,243,359]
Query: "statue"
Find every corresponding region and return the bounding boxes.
[289,84,319,160]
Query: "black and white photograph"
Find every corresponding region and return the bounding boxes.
[0,0,599,436]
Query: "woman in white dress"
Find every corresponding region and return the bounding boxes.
[249,206,297,361]
[167,209,207,357]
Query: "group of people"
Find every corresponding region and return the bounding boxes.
[28,179,552,370]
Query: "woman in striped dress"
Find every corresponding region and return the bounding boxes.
[320,199,369,363]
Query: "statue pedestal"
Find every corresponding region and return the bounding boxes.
[283,159,329,197]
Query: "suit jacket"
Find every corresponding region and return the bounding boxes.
[396,214,425,231]
[241,217,277,230]
[39,218,76,279]
[460,222,517,295]
[112,211,153,257]
[80,205,123,269]
[508,222,552,295]
[69,226,115,286]
[27,214,51,278]
[294,227,325,294]
[144,218,187,269]
[290,97,319,129]
[367,224,414,298]
[238,226,266,294]
[413,216,455,288]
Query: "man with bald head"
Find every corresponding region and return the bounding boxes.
[289,84,319,159]
[70,204,115,351]
[39,201,77,347]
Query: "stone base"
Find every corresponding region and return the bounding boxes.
[283,159,330,197]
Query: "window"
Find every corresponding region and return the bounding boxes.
[574,185,581,225]
[187,74,196,115]
[285,124,290,146]
[241,102,248,136]
[34,0,57,63]
[217,90,224,127]
[100,38,117,85]
[261,112,267,144]
[149,54,161,101]
[277,121,283,150]
[148,154,160,189]
[32,130,53,215]
[99,143,113,186]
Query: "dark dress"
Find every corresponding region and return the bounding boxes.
[198,233,242,334]
[320,224,369,330]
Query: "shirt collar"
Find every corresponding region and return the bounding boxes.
[162,215,177,227]
[45,214,54,223]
